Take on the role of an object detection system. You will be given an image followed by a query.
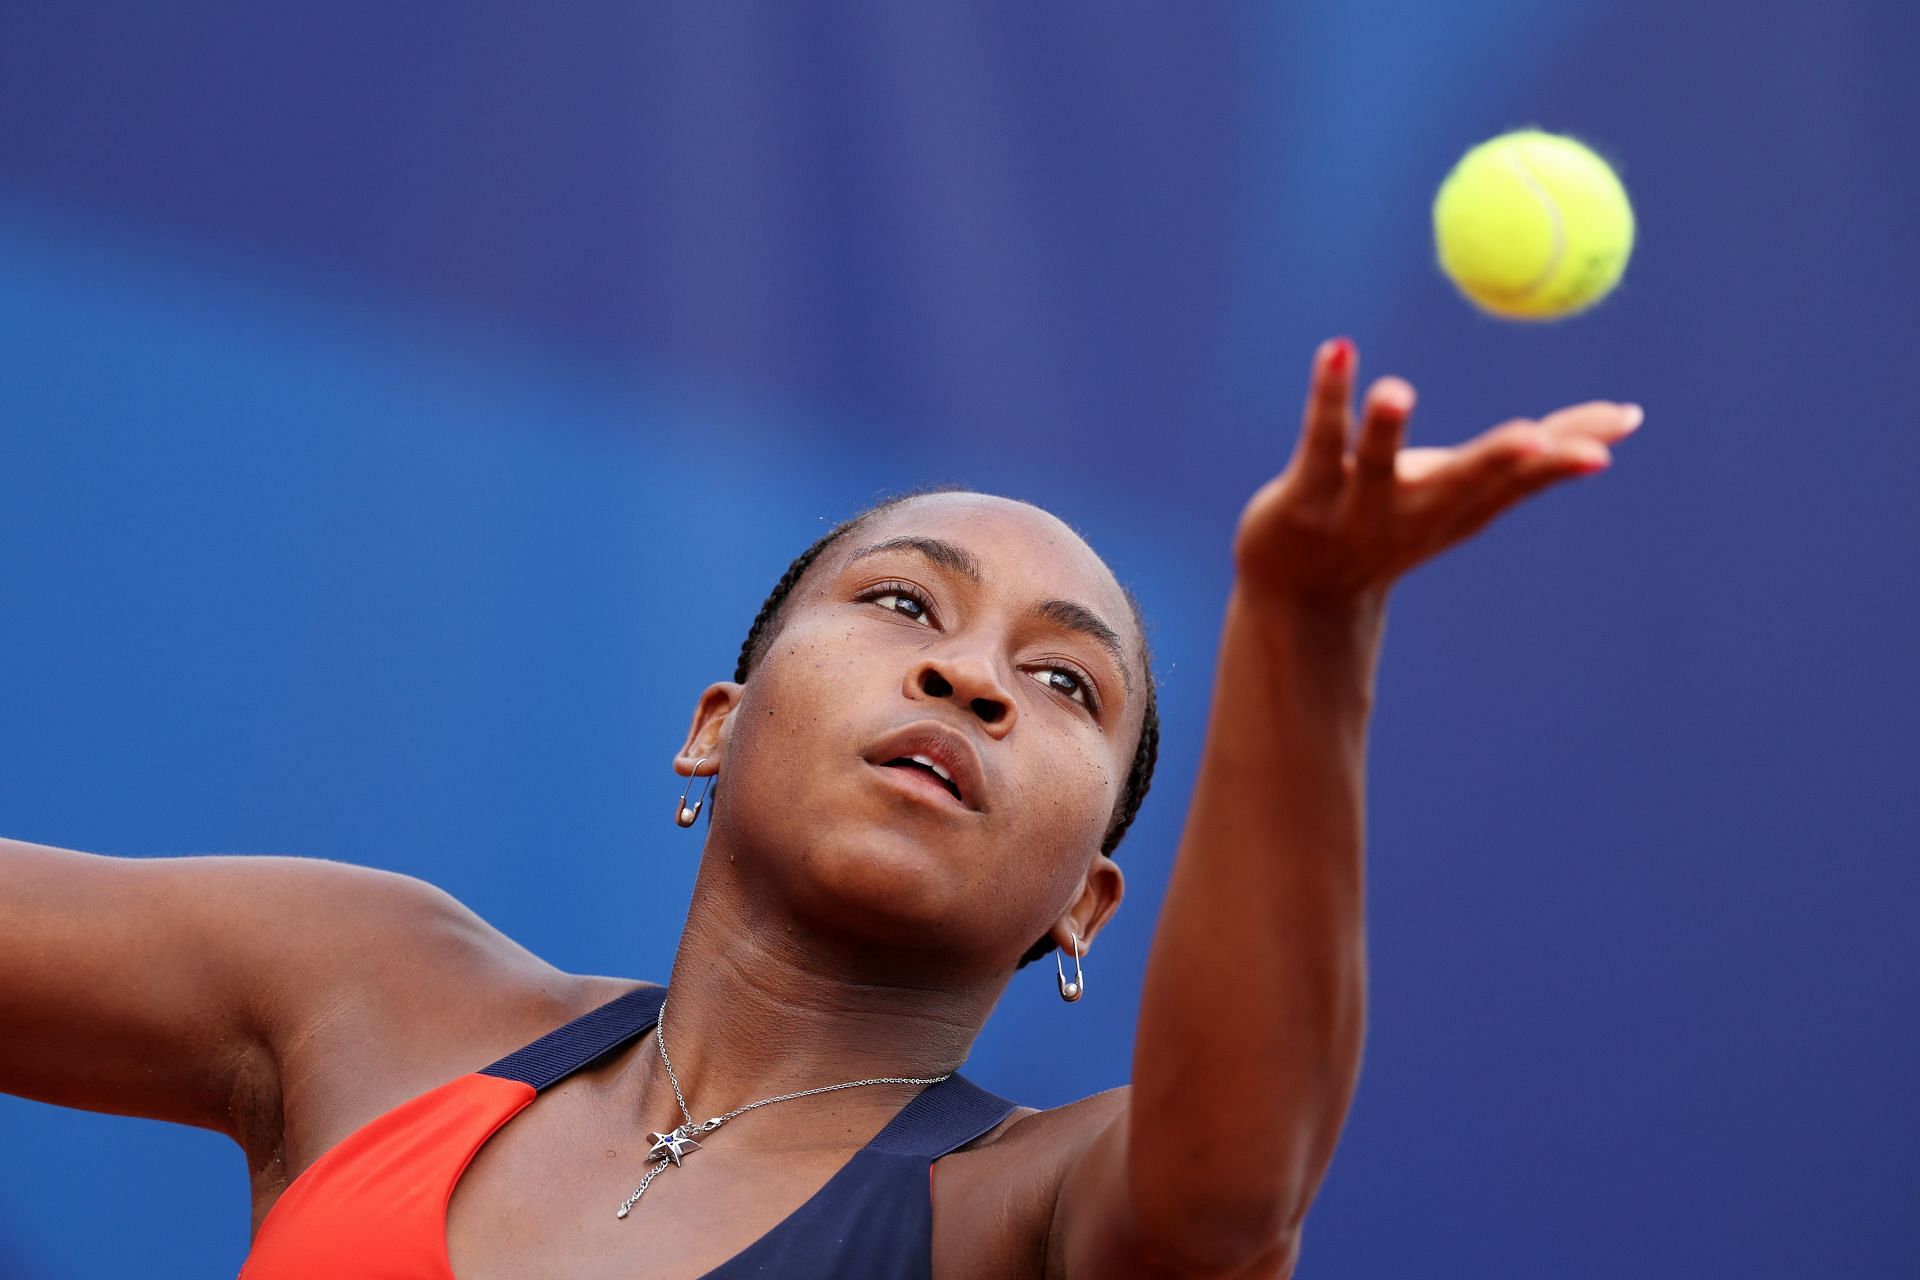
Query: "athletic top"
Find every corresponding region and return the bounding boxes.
[239,984,1017,1279]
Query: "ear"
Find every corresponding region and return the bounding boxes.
[1050,852,1124,956]
[674,681,744,777]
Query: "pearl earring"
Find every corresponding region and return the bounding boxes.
[675,758,714,828]
[1056,928,1085,1003]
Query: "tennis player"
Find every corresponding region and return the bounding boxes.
[0,338,1640,1278]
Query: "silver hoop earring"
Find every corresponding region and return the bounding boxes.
[675,758,714,828]
[1056,928,1084,1003]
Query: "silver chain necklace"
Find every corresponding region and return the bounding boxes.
[615,998,954,1220]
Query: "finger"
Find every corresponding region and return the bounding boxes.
[1430,449,1608,552]
[1539,401,1644,450]
[1394,446,1453,485]
[1406,418,1554,514]
[1402,418,1590,533]
[1400,402,1634,551]
[1341,377,1416,528]
[1407,403,1639,497]
[1286,338,1356,498]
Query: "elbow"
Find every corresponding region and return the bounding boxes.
[1136,1228,1303,1280]
[1130,1182,1311,1279]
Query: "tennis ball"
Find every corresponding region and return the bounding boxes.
[1432,129,1635,321]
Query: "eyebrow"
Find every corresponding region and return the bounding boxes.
[846,535,984,585]
[842,535,1135,697]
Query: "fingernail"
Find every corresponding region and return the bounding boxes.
[1327,338,1352,376]
[1620,404,1644,431]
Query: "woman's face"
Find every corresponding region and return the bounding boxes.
[696,493,1146,972]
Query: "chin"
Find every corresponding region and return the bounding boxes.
[777,824,983,951]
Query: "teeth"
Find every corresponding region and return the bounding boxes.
[910,754,954,785]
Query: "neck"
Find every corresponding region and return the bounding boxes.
[631,850,1005,1120]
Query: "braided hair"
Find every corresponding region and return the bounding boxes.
[733,485,1161,967]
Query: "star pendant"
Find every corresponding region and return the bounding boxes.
[647,1125,704,1167]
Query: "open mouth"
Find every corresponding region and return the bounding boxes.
[880,754,963,803]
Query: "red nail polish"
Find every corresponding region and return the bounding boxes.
[1327,339,1352,376]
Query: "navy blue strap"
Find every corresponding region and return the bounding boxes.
[867,1073,1018,1159]
[706,1076,1019,1280]
[479,983,666,1090]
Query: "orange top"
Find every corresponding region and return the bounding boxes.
[240,1072,534,1279]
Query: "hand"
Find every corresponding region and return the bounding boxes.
[1233,337,1642,614]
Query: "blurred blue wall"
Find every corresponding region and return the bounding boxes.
[1,2,1914,1275]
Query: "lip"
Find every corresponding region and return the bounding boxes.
[860,720,988,813]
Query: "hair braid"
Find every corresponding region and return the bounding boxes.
[732,487,1160,969]
[1102,681,1159,858]
[733,535,841,684]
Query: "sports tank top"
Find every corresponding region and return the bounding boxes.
[239,984,1017,1279]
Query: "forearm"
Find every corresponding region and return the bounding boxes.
[1127,587,1380,1266]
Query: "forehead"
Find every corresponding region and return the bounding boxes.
[849,494,1129,608]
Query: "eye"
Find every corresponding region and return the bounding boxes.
[1033,664,1099,714]
[856,580,935,626]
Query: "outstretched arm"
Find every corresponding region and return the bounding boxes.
[0,838,552,1150]
[1055,338,1643,1278]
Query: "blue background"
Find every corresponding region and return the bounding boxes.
[2,2,1915,1275]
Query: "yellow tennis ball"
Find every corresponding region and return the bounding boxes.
[1433,129,1635,321]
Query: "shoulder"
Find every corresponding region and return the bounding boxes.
[236,857,571,1052]
[931,1085,1129,1280]
[263,854,632,1082]
[243,859,641,1191]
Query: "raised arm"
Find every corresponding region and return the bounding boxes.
[1055,338,1643,1277]
[0,837,548,1150]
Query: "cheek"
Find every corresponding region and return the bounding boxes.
[1009,739,1119,871]
[726,631,870,785]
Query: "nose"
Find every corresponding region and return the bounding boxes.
[906,651,1016,732]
